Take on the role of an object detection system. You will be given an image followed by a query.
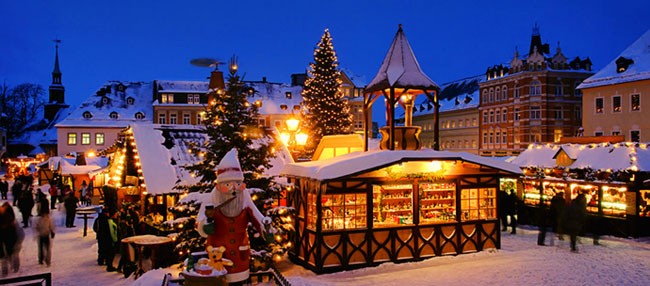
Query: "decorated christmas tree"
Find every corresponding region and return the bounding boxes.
[171,56,295,270]
[301,29,353,156]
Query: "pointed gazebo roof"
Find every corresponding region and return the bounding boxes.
[365,24,439,94]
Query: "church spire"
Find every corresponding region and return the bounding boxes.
[52,39,62,85]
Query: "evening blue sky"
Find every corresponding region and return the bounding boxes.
[2,0,649,122]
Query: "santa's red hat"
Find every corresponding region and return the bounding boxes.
[217,148,244,183]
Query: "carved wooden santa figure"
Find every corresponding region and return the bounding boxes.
[197,148,269,284]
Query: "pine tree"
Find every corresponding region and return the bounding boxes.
[172,57,295,269]
[301,29,353,156]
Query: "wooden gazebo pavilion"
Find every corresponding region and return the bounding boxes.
[363,24,441,151]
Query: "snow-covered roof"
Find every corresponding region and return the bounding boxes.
[578,29,650,89]
[510,142,650,171]
[155,80,209,93]
[41,156,108,175]
[128,123,293,195]
[413,75,482,116]
[366,25,439,94]
[130,123,205,195]
[56,81,153,128]
[281,149,521,181]
[10,105,74,154]
[247,82,303,115]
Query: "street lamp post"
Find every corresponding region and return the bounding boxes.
[280,115,308,161]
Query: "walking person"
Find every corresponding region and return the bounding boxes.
[0,203,24,276]
[565,193,587,252]
[63,191,79,228]
[0,179,8,200]
[506,190,518,234]
[48,183,58,210]
[17,188,34,228]
[550,192,566,243]
[79,181,88,206]
[34,207,55,266]
[499,190,509,231]
[11,181,22,207]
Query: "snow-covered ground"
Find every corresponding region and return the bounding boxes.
[2,196,650,286]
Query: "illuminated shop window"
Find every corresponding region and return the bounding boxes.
[373,184,413,227]
[419,182,456,224]
[460,188,496,221]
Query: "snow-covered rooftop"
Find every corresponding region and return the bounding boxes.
[10,105,74,155]
[281,149,521,181]
[155,80,209,93]
[41,155,108,175]
[366,25,439,93]
[413,75,482,116]
[578,29,650,89]
[510,142,650,171]
[56,81,154,128]
[247,82,304,115]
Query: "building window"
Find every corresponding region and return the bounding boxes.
[613,96,622,112]
[502,132,507,144]
[532,131,541,143]
[170,114,178,124]
[502,86,508,100]
[135,112,145,120]
[95,133,105,145]
[574,82,583,96]
[482,90,487,103]
[612,131,621,136]
[555,80,563,96]
[595,98,604,113]
[502,108,507,122]
[554,130,563,143]
[472,118,477,126]
[575,106,582,121]
[514,84,520,98]
[529,80,541,96]
[495,87,500,101]
[631,130,640,142]
[495,132,500,144]
[109,112,118,119]
[495,110,500,123]
[554,107,563,119]
[197,113,202,125]
[489,132,494,144]
[514,108,520,121]
[489,88,494,102]
[489,111,494,123]
[81,133,91,145]
[183,113,191,125]
[158,113,166,124]
[530,106,541,120]
[631,94,640,111]
[483,133,487,144]
[460,188,496,221]
[483,112,487,124]
[126,97,135,105]
[83,111,93,119]
[595,131,604,136]
[67,133,77,145]
[188,94,200,104]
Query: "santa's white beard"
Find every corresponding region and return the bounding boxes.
[214,190,244,217]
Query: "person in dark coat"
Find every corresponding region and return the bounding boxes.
[506,190,518,234]
[17,188,34,228]
[0,179,8,200]
[499,190,509,231]
[0,202,20,276]
[36,189,49,217]
[94,209,118,271]
[564,193,587,252]
[11,181,22,207]
[550,192,566,240]
[63,191,79,228]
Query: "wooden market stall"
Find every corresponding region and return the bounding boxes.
[511,142,650,237]
[280,149,521,274]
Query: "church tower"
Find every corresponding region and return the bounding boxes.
[45,39,67,122]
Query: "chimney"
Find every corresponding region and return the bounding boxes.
[262,77,267,83]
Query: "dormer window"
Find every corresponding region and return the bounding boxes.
[83,111,93,119]
[102,97,109,104]
[126,97,135,105]
[280,104,288,110]
[616,56,634,73]
[109,112,119,119]
[285,92,292,99]
[135,112,145,120]
[117,83,126,92]
[293,105,301,111]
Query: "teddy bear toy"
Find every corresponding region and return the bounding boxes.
[207,245,233,272]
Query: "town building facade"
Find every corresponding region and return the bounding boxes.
[478,24,593,157]
[578,29,650,142]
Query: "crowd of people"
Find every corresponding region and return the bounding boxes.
[93,204,140,277]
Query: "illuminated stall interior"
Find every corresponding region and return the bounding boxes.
[281,150,521,274]
[511,142,650,237]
